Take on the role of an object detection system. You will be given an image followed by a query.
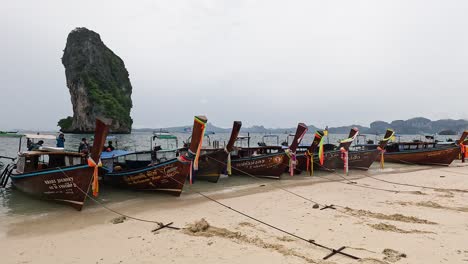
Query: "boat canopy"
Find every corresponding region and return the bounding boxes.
[101,150,132,159]
[0,131,24,138]
[153,133,177,140]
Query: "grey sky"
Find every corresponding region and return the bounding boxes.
[1,0,467,131]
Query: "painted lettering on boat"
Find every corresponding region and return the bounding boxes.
[235,156,284,170]
[348,154,361,161]
[123,164,180,185]
[44,177,74,191]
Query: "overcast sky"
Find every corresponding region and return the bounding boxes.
[1,0,467,131]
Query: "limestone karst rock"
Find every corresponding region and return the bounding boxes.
[59,27,132,133]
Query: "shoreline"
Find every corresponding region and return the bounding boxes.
[1,162,468,263]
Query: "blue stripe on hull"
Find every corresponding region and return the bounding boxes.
[10,165,90,179]
[106,158,179,177]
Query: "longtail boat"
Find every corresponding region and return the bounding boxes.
[4,119,109,210]
[229,123,308,179]
[296,128,359,173]
[378,131,468,166]
[346,129,395,170]
[187,121,242,183]
[100,116,207,195]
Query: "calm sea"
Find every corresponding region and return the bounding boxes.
[0,131,457,218]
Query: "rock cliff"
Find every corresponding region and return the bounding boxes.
[59,27,133,133]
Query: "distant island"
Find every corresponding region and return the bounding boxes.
[134,117,468,135]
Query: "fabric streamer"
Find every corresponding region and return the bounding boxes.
[318,136,325,165]
[378,147,385,169]
[225,147,232,175]
[379,129,395,169]
[339,131,359,144]
[179,150,195,184]
[340,147,348,175]
[306,150,314,176]
[285,149,297,176]
[87,157,102,197]
[461,144,466,162]
[193,117,206,172]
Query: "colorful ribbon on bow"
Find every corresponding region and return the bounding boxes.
[379,130,394,169]
[306,150,314,176]
[225,148,232,175]
[193,117,206,172]
[285,149,297,176]
[318,135,325,166]
[178,151,195,184]
[87,157,102,197]
[340,147,348,175]
[461,143,466,163]
[378,146,385,169]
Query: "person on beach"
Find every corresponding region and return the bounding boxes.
[28,140,44,151]
[78,138,90,154]
[56,133,65,148]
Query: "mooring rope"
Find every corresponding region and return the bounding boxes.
[355,158,468,192]
[209,154,416,195]
[58,165,361,260]
[57,167,164,225]
[164,169,361,260]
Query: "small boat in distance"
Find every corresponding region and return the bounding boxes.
[0,131,23,138]
[4,119,109,210]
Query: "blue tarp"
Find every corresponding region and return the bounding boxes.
[101,150,131,159]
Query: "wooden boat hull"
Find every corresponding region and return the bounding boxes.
[195,150,227,183]
[296,149,380,172]
[102,158,189,196]
[10,165,94,211]
[231,153,288,179]
[378,146,460,166]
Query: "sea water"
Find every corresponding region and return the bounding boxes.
[0,131,457,218]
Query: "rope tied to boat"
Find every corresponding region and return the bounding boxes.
[87,157,102,197]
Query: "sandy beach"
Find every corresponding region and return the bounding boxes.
[1,162,468,264]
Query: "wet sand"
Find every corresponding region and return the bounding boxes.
[1,161,468,264]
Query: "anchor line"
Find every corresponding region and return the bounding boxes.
[357,158,468,192]
[58,164,361,260]
[206,155,325,207]
[166,167,361,260]
[57,167,164,225]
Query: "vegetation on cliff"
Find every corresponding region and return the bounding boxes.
[59,27,133,133]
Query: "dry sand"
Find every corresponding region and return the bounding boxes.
[1,161,468,264]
